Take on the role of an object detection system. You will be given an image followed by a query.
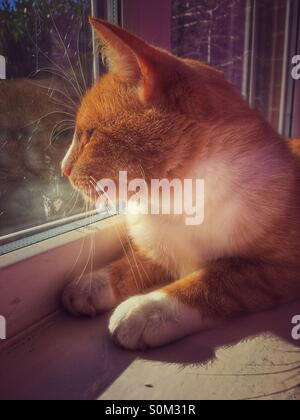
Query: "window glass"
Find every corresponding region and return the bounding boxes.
[172,0,248,91]
[172,0,290,132]
[0,0,104,238]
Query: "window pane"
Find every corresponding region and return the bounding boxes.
[0,0,105,238]
[252,0,288,131]
[172,0,248,91]
[171,0,290,132]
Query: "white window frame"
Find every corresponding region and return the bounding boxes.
[279,0,300,137]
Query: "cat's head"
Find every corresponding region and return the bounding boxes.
[62,18,237,202]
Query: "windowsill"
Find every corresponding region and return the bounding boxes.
[0,211,115,257]
[0,215,125,339]
[0,213,120,268]
[0,301,299,400]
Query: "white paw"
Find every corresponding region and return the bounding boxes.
[62,270,116,317]
[109,291,205,350]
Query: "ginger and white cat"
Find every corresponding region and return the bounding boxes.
[62,18,300,350]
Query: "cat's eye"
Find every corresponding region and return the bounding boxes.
[87,128,95,139]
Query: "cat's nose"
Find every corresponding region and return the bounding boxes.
[61,158,73,177]
[63,163,73,177]
[62,144,76,177]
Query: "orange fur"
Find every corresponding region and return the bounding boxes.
[289,139,300,156]
[62,19,300,349]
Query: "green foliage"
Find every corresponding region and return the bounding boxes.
[0,0,91,79]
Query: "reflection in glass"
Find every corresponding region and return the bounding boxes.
[0,0,95,237]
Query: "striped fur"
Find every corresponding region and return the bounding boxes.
[62,19,300,350]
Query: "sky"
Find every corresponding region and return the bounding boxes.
[0,0,16,9]
[0,1,45,9]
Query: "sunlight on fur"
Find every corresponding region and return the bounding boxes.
[61,18,300,351]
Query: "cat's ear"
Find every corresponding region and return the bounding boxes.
[89,17,177,102]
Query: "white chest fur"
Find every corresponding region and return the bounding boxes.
[126,157,249,278]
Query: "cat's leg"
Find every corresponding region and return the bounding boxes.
[109,258,296,350]
[62,246,171,317]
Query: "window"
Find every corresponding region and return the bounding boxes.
[172,0,248,91]
[172,0,300,137]
[0,0,119,251]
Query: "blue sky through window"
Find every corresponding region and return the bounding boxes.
[0,0,16,9]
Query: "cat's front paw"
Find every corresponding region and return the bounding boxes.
[109,291,203,350]
[62,270,116,317]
